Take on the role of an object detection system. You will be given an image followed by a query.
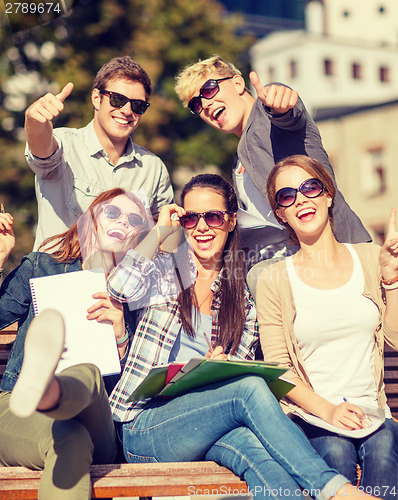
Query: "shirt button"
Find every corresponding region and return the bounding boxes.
[86,187,90,193]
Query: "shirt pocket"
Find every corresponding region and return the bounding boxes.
[67,178,104,217]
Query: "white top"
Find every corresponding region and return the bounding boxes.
[286,243,380,412]
[26,120,173,250]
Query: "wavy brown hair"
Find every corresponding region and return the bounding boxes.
[39,188,151,263]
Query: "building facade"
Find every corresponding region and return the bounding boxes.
[250,0,398,115]
[249,0,398,239]
[317,100,398,242]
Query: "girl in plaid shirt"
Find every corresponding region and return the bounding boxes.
[107,174,375,500]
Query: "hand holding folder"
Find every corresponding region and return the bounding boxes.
[127,358,294,403]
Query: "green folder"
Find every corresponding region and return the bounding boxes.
[127,358,294,402]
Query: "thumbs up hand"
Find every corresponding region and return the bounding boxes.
[249,71,298,116]
[25,82,74,124]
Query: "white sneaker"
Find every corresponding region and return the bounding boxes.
[9,309,65,418]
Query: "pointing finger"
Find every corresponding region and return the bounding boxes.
[386,208,397,238]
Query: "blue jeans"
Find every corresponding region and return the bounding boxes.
[292,417,398,500]
[119,376,347,500]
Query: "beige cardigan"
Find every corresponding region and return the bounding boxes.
[255,242,398,415]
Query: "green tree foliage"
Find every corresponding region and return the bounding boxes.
[0,0,254,271]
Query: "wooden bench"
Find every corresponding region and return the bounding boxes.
[384,343,398,418]
[0,324,248,499]
[1,325,398,499]
[0,462,249,499]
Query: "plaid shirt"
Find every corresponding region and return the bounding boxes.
[107,250,259,423]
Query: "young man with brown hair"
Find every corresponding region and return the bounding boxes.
[25,56,173,249]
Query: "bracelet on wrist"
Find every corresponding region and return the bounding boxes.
[116,331,129,346]
[381,281,398,290]
[381,275,398,290]
[381,275,398,285]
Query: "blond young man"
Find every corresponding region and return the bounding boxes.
[175,56,370,269]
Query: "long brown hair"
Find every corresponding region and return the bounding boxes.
[39,188,151,263]
[178,174,246,355]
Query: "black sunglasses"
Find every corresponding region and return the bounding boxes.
[188,77,233,115]
[275,178,324,208]
[179,210,232,229]
[103,204,144,228]
[100,90,150,115]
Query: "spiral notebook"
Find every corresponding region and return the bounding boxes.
[29,269,121,375]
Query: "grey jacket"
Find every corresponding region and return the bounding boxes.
[237,96,371,244]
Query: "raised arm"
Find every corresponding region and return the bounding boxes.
[240,73,371,244]
[134,203,186,260]
[24,82,73,159]
[380,208,398,336]
[0,210,15,272]
[107,204,186,305]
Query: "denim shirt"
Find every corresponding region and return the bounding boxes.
[0,252,137,393]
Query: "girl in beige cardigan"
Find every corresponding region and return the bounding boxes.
[256,154,398,498]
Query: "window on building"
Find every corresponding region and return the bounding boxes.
[379,66,390,82]
[289,60,297,79]
[352,63,362,79]
[361,148,386,197]
[324,59,334,76]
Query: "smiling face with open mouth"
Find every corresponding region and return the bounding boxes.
[92,77,146,147]
[190,73,252,138]
[274,165,332,244]
[182,188,236,271]
[97,194,146,253]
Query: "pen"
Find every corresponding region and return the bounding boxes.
[203,332,213,354]
[343,398,372,425]
[0,204,5,235]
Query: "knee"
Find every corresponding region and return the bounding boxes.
[312,436,353,467]
[57,363,104,405]
[234,375,275,403]
[364,427,397,464]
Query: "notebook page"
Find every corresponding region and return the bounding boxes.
[29,269,120,375]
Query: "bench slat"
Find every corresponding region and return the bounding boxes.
[0,463,248,499]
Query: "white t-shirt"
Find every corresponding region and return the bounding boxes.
[286,244,380,411]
